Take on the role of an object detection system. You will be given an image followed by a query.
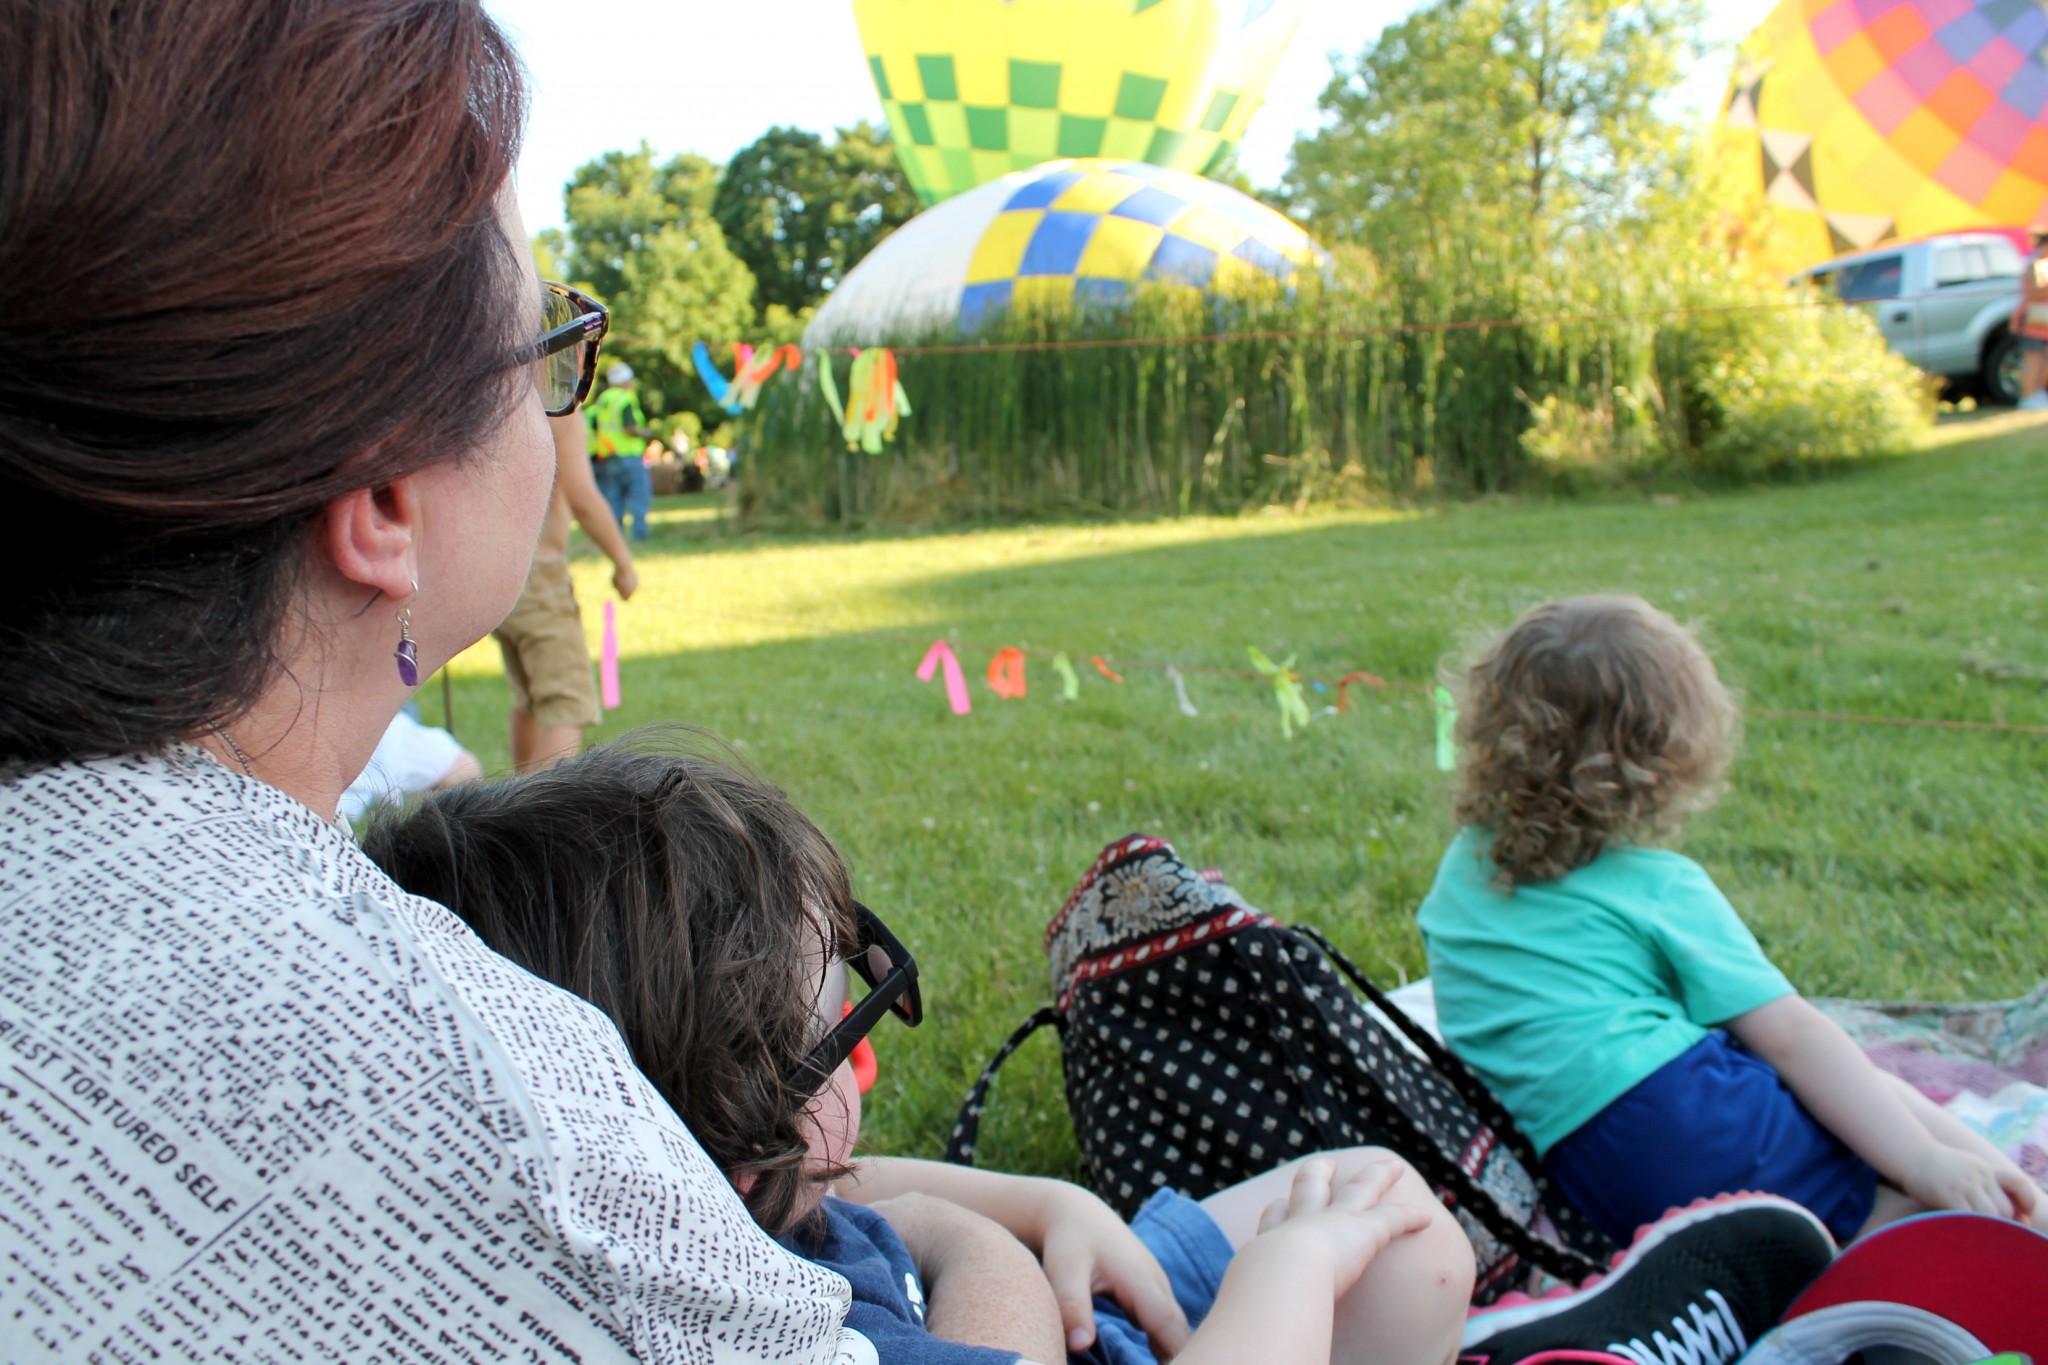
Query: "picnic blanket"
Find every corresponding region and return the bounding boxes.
[1817,982,2048,1184]
[1383,978,2048,1183]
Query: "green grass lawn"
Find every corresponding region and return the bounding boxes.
[422,412,2048,1179]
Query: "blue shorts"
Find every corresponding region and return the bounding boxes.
[1079,1189,1235,1365]
[1544,1031,1877,1245]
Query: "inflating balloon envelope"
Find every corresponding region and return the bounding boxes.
[853,0,1302,206]
[1713,0,2048,275]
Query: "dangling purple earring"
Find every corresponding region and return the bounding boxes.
[394,579,420,687]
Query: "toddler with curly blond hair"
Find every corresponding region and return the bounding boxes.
[1417,595,2042,1246]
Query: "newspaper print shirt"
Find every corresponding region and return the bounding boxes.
[0,747,872,1364]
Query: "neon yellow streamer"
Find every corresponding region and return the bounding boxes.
[1052,651,1081,702]
[818,351,845,427]
[1247,647,1310,739]
[1435,686,1459,771]
[839,349,909,453]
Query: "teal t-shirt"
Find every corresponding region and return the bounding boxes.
[1416,828,1793,1156]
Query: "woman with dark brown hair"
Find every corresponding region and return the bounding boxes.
[0,2,868,1358]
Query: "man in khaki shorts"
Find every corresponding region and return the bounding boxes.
[495,413,638,771]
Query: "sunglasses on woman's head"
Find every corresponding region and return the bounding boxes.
[525,281,608,417]
[792,902,921,1099]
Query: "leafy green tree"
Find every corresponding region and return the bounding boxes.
[712,121,919,315]
[531,229,567,282]
[554,143,757,425]
[1285,0,1704,246]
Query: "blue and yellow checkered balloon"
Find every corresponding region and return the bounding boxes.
[805,159,1324,342]
[854,0,1301,206]
[956,160,1318,323]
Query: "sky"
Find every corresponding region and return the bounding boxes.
[487,0,1783,238]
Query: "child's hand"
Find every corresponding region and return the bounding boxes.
[1242,1155,1435,1291]
[1034,1183,1190,1358]
[1903,1144,2039,1221]
[1992,1158,2042,1227]
[1985,1153,2045,1227]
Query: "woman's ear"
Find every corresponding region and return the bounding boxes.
[319,477,421,601]
[733,1171,759,1197]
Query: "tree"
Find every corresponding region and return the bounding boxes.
[1284,0,1704,247]
[554,144,757,425]
[712,121,920,316]
[532,228,567,282]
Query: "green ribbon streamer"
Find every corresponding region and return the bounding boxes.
[817,351,844,427]
[847,351,883,453]
[1052,651,1080,702]
[844,352,910,453]
[1434,685,1458,771]
[1248,647,1310,739]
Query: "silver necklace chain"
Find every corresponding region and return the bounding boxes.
[214,727,255,777]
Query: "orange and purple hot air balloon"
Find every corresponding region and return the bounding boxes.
[1714,0,2048,273]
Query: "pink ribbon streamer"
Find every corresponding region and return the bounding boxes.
[915,640,971,716]
[600,601,622,710]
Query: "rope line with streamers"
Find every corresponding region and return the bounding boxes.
[670,606,2048,740]
[812,297,1848,358]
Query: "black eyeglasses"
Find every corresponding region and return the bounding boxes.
[793,902,921,1098]
[525,281,608,417]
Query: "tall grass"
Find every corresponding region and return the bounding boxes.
[744,230,1933,525]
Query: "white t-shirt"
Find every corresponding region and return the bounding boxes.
[0,747,869,1363]
[339,710,469,823]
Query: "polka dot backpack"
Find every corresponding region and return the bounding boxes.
[944,833,1613,1304]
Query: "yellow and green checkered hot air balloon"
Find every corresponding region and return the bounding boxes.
[854,0,1302,206]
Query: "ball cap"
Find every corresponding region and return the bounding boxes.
[605,362,635,385]
[1743,1211,2048,1362]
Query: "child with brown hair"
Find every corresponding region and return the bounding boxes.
[1420,595,2043,1249]
[365,735,1851,1364]
[361,736,1483,1365]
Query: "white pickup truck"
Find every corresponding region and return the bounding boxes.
[1791,229,2029,404]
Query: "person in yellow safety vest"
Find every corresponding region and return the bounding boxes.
[587,361,659,540]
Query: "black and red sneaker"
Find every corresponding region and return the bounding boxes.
[1459,1194,1836,1365]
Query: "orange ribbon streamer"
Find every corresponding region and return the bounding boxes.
[987,647,1027,700]
[1334,671,1388,712]
[1090,656,1124,684]
[732,343,803,410]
